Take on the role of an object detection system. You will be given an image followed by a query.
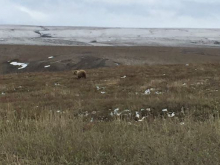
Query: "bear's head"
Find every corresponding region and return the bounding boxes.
[73,70,78,75]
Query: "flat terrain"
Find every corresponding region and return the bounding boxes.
[0,26,220,47]
[1,64,220,164]
[1,45,220,74]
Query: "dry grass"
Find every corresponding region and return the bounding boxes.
[2,45,220,74]
[1,63,220,164]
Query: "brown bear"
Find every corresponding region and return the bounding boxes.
[73,70,86,79]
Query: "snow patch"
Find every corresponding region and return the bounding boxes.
[10,62,28,69]
[44,65,50,68]
[162,108,168,112]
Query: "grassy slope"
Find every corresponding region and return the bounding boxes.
[1,64,220,164]
[1,45,220,74]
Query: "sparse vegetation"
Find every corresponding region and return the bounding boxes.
[1,63,220,164]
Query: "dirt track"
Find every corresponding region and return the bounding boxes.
[1,45,220,74]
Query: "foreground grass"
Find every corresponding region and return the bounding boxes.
[1,63,220,164]
[1,115,220,164]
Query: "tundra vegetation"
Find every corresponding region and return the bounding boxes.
[1,64,220,164]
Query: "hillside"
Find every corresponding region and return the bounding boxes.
[1,45,220,74]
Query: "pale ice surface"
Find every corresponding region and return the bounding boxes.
[10,62,28,69]
[0,25,219,47]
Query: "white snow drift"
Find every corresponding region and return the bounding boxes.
[10,62,28,69]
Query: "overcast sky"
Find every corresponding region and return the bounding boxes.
[0,0,220,28]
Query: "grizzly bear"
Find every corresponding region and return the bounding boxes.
[73,70,86,79]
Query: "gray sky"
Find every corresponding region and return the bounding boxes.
[0,0,220,28]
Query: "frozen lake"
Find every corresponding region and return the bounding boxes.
[0,25,220,47]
